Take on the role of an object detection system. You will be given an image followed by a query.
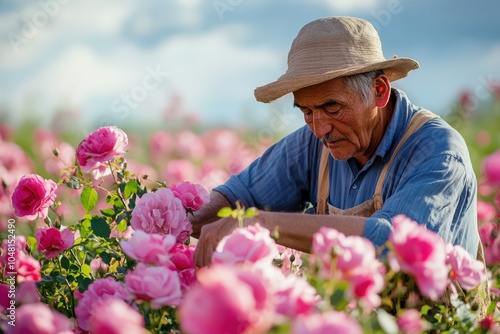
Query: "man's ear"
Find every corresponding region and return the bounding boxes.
[374,75,391,108]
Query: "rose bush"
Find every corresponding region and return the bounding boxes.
[0,125,499,333]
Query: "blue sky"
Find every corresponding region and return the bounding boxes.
[0,0,499,133]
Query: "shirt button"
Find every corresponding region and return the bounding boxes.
[352,184,357,190]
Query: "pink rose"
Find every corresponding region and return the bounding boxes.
[446,244,487,290]
[88,299,148,334]
[16,253,41,283]
[120,230,176,266]
[74,277,130,331]
[291,311,363,334]
[179,264,274,334]
[0,141,32,187]
[168,243,197,290]
[35,227,74,259]
[16,281,41,305]
[125,263,182,309]
[161,159,198,184]
[90,258,109,276]
[477,200,497,222]
[76,126,128,179]
[389,215,449,300]
[312,228,385,309]
[130,188,192,243]
[0,283,10,312]
[482,150,500,186]
[1,236,27,267]
[397,309,429,334]
[11,174,57,221]
[312,227,346,278]
[3,303,73,334]
[212,223,280,266]
[169,181,210,211]
[274,274,318,318]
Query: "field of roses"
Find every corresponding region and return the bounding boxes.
[0,88,500,333]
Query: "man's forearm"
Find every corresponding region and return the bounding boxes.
[190,191,232,238]
[258,211,367,252]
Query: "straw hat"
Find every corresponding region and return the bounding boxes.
[254,16,419,103]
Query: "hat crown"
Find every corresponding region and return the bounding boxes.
[286,17,385,77]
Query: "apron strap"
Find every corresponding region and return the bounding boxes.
[373,109,439,210]
[317,109,439,214]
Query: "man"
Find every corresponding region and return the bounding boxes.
[191,16,479,267]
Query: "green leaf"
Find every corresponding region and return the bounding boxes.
[77,277,93,292]
[81,186,98,213]
[124,179,138,199]
[244,207,259,218]
[100,208,115,217]
[217,207,233,218]
[377,309,399,334]
[91,216,111,239]
[60,256,70,270]
[26,236,38,253]
[80,219,92,239]
[116,219,128,232]
[65,176,81,189]
[81,263,92,278]
[100,252,112,265]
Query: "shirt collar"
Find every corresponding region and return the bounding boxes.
[367,88,415,166]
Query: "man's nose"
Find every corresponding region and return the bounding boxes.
[312,112,332,139]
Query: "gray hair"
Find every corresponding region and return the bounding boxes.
[342,69,385,102]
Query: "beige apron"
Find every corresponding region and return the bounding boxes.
[316,109,490,318]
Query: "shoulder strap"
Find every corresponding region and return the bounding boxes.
[317,146,331,214]
[373,110,439,210]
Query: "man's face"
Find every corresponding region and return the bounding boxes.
[293,76,381,166]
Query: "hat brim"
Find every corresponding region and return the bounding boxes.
[254,57,419,103]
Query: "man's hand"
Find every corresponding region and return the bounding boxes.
[193,217,239,267]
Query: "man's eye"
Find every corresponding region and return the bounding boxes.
[324,106,341,115]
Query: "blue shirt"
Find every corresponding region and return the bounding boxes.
[214,89,479,257]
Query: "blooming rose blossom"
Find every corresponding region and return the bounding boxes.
[482,150,500,186]
[168,243,197,290]
[446,244,486,290]
[477,200,497,222]
[179,264,274,334]
[212,223,280,266]
[312,227,386,309]
[90,258,109,276]
[291,311,363,334]
[0,141,32,187]
[161,159,199,185]
[74,277,130,331]
[397,309,429,334]
[11,174,57,221]
[130,188,192,243]
[35,227,74,259]
[120,230,176,266]
[0,283,10,312]
[3,303,73,334]
[125,263,182,309]
[273,274,318,318]
[76,126,128,179]
[17,253,41,283]
[389,215,449,300]
[88,299,148,334]
[1,236,27,267]
[169,181,210,211]
[16,281,41,305]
